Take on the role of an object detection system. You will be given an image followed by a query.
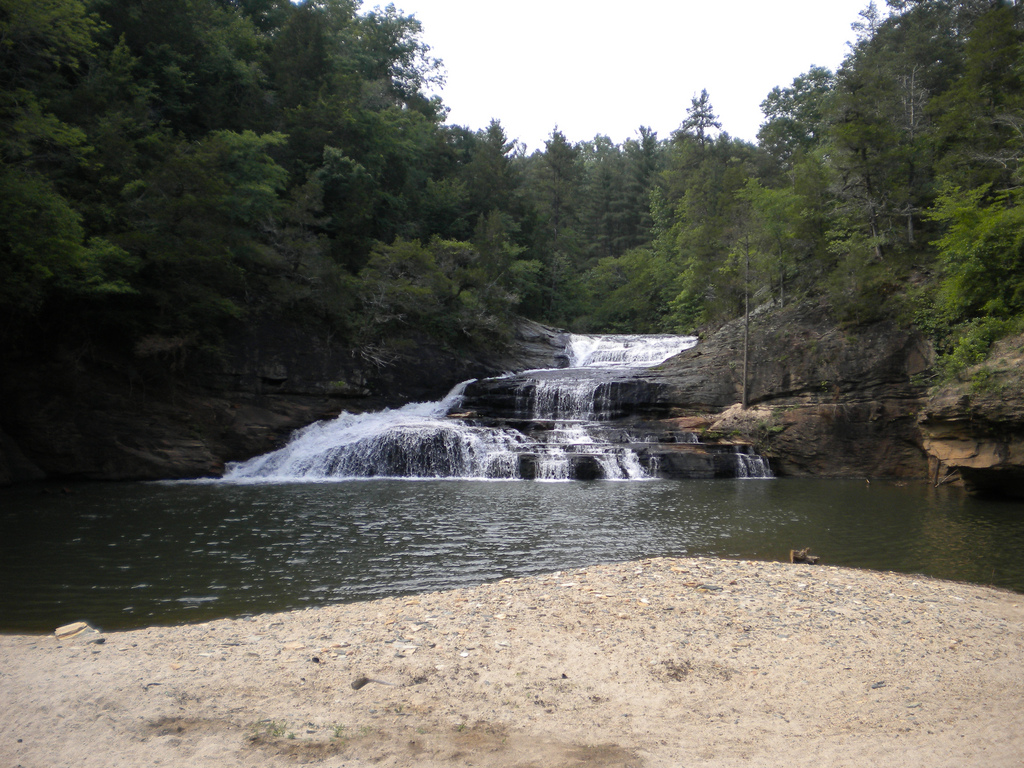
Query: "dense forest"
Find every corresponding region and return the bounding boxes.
[1,0,1022,383]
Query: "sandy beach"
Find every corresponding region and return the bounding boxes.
[2,556,1023,767]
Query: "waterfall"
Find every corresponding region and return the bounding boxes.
[223,333,771,482]
[525,377,603,421]
[566,334,697,368]
[515,334,697,421]
[223,377,649,481]
[224,381,529,481]
[733,447,773,479]
[524,423,649,481]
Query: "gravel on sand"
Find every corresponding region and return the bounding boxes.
[2,556,1023,767]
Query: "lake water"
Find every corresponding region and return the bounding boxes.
[3,477,1024,633]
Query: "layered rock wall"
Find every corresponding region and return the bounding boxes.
[635,303,933,479]
[0,320,566,485]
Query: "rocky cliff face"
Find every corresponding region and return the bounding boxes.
[638,302,935,480]
[680,307,1024,497]
[917,334,1024,498]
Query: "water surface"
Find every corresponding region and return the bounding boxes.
[2,478,1023,632]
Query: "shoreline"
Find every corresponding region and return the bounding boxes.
[6,553,1020,639]
[3,556,1023,767]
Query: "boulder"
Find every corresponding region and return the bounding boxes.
[54,621,103,642]
[0,426,45,485]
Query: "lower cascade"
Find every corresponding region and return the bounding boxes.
[224,333,773,482]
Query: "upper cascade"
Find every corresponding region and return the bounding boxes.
[565,334,697,369]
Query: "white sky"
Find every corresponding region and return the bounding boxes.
[390,0,873,153]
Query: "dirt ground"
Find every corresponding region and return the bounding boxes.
[2,556,1023,767]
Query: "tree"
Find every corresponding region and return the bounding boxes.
[851,0,885,43]
[0,170,135,323]
[352,3,444,116]
[737,179,801,306]
[816,0,990,324]
[577,134,625,262]
[620,126,663,250]
[90,0,269,136]
[666,132,759,326]
[932,3,1024,191]
[825,0,951,260]
[925,181,1024,376]
[0,0,137,333]
[535,129,580,243]
[928,183,1024,324]
[680,89,722,148]
[357,237,514,347]
[0,0,97,179]
[462,119,523,222]
[828,50,902,262]
[529,128,583,320]
[115,130,289,337]
[758,67,834,170]
[580,241,683,333]
[269,0,343,110]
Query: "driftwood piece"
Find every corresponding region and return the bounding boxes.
[351,676,397,690]
[789,548,820,565]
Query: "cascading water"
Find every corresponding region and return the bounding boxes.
[224,332,771,482]
[492,334,700,479]
[515,334,697,421]
[733,446,773,479]
[566,333,697,368]
[225,381,530,481]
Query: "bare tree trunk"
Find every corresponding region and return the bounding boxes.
[777,244,786,307]
[742,241,750,410]
[870,210,884,261]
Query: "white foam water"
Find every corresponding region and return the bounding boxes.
[224,381,529,481]
[566,334,697,369]
[733,447,773,479]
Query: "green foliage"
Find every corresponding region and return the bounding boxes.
[735,179,801,305]
[0,168,136,319]
[932,4,1024,191]
[658,133,760,328]
[506,257,546,318]
[250,719,287,739]
[580,246,681,333]
[112,129,289,337]
[924,182,1024,378]
[0,0,470,357]
[358,237,514,348]
[928,183,1024,322]
[680,89,722,149]
[822,232,895,325]
[936,317,1013,382]
[757,66,834,169]
[0,0,1021,381]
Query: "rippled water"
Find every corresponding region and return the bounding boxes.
[2,478,1023,632]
